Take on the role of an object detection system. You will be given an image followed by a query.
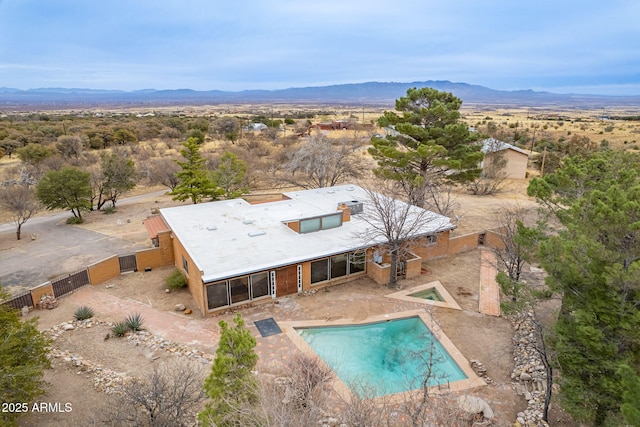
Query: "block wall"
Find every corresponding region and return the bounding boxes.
[88,256,120,285]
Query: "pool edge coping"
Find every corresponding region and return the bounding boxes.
[278,309,485,402]
[385,281,463,311]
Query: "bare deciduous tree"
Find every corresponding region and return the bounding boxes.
[148,157,181,191]
[102,360,205,427]
[0,184,40,240]
[358,182,447,288]
[281,135,368,189]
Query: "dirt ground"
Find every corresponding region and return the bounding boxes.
[15,183,575,427]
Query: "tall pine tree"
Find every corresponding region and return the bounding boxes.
[169,137,220,204]
[529,150,640,425]
[369,87,483,208]
[199,313,258,427]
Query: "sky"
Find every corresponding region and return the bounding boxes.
[0,0,639,96]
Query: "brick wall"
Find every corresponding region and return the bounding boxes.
[447,233,480,255]
[412,230,451,260]
[88,256,120,285]
[172,236,206,317]
[30,283,54,307]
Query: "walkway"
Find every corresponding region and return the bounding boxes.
[479,248,501,316]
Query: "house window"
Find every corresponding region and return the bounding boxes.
[330,254,348,279]
[229,277,250,304]
[426,234,437,246]
[251,272,270,299]
[321,213,343,230]
[298,213,343,234]
[300,217,321,233]
[311,259,329,284]
[206,281,228,310]
[349,251,366,274]
[182,255,189,273]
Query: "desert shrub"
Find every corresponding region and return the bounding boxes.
[166,269,187,290]
[102,206,116,214]
[111,321,129,337]
[66,216,83,224]
[125,313,144,331]
[74,306,94,321]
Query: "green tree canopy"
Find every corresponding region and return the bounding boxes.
[528,150,640,425]
[199,313,258,427]
[211,151,249,199]
[169,137,220,204]
[98,151,136,209]
[36,166,92,220]
[16,143,54,165]
[0,286,52,427]
[369,87,483,207]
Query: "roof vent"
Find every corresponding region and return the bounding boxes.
[243,219,254,225]
[206,226,217,231]
[248,231,266,237]
[338,200,363,215]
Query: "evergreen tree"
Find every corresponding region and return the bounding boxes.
[212,151,249,199]
[528,150,640,425]
[0,286,52,427]
[36,166,92,220]
[169,137,220,204]
[369,87,483,207]
[199,313,259,427]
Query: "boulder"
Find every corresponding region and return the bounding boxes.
[174,303,186,311]
[457,395,494,419]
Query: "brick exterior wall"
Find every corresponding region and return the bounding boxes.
[88,256,120,285]
[412,230,451,260]
[172,236,206,317]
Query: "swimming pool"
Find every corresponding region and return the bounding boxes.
[295,316,467,397]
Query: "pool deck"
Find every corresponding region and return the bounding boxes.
[479,249,501,317]
[278,309,486,402]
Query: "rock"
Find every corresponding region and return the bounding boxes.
[524,392,533,401]
[174,303,186,311]
[62,323,75,331]
[457,395,494,419]
[519,372,532,381]
[165,288,171,293]
[21,306,29,316]
[184,308,192,315]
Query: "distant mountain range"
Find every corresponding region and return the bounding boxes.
[1,81,638,110]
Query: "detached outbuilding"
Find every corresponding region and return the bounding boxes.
[145,184,455,316]
[481,138,529,179]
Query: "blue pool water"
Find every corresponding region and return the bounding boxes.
[296,316,467,397]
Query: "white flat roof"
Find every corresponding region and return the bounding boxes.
[160,184,453,283]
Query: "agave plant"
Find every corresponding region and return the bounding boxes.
[125,313,144,331]
[73,305,95,321]
[111,321,129,337]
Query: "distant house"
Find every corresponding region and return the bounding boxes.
[481,138,529,179]
[246,123,268,131]
[144,185,454,316]
[315,120,350,130]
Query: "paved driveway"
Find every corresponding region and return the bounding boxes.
[0,191,165,294]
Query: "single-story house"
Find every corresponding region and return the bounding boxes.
[481,138,529,179]
[145,184,455,317]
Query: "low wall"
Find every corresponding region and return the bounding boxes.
[448,233,481,255]
[485,230,506,250]
[30,283,54,308]
[136,247,173,271]
[88,255,120,286]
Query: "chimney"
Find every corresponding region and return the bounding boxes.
[337,203,351,222]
